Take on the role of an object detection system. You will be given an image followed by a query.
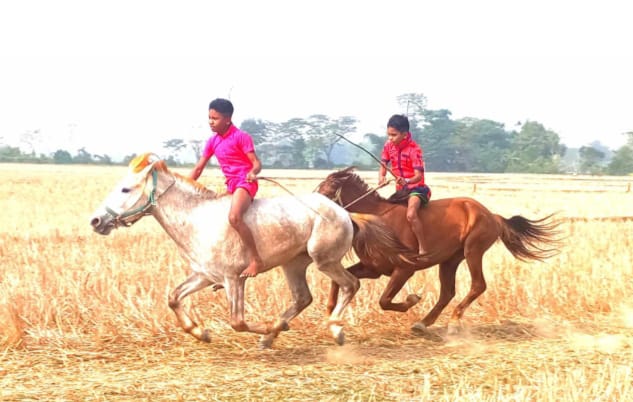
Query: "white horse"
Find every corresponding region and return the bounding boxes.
[90,153,420,348]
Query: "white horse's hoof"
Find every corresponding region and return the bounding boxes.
[259,335,274,350]
[335,331,345,346]
[411,322,428,333]
[447,321,461,336]
[330,324,345,345]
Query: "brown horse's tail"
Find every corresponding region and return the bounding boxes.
[496,214,562,261]
[349,213,423,268]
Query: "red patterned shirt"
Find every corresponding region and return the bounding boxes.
[380,132,425,190]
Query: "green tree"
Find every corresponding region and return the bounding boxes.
[163,138,187,163]
[266,118,307,168]
[53,149,73,164]
[122,153,138,165]
[19,129,41,155]
[303,114,357,168]
[397,93,427,124]
[239,118,270,145]
[93,154,113,165]
[73,147,94,164]
[350,132,384,168]
[419,109,459,171]
[453,118,511,172]
[607,133,633,175]
[506,121,565,173]
[188,139,204,161]
[0,145,24,162]
[578,146,605,174]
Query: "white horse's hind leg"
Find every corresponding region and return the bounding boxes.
[309,216,358,345]
[314,259,360,345]
[224,277,275,335]
[168,273,213,342]
[259,254,313,349]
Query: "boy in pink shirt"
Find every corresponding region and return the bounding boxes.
[190,98,263,278]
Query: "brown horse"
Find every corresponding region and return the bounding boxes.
[317,167,561,335]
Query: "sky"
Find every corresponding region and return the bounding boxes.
[1,0,632,159]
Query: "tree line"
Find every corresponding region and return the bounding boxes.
[2,93,633,175]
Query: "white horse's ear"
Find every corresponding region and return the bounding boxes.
[128,152,162,175]
[147,153,161,164]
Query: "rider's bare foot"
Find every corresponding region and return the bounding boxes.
[240,259,263,278]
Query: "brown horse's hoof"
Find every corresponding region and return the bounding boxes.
[411,322,428,334]
[406,294,422,307]
[200,329,212,343]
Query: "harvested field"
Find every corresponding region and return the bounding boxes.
[1,164,633,401]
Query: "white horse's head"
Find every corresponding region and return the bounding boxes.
[90,152,162,235]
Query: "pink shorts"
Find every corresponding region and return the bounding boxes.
[226,177,258,199]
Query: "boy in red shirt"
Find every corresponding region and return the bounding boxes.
[190,98,263,278]
[378,114,431,255]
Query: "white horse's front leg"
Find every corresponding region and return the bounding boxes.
[168,273,212,342]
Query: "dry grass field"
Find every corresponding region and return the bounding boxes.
[1,163,633,401]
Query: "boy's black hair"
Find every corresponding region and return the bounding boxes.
[387,114,409,132]
[209,98,234,116]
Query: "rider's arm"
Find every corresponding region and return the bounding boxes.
[189,155,212,181]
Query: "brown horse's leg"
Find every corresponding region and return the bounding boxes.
[168,273,213,342]
[412,254,463,333]
[327,262,381,316]
[378,268,417,312]
[445,218,498,334]
[448,251,487,335]
[326,281,339,317]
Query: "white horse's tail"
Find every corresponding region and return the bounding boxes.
[349,213,423,268]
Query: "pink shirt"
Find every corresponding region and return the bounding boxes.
[202,125,255,181]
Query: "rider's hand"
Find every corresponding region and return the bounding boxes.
[396,177,408,186]
[246,172,258,182]
[378,175,386,185]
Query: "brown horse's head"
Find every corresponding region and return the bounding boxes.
[317,167,361,204]
[317,167,397,209]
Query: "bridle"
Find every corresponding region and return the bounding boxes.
[104,168,175,228]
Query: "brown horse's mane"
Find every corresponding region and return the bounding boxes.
[328,167,409,205]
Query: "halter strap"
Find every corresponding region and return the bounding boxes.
[105,169,174,227]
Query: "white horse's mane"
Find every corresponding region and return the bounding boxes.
[152,161,225,201]
[173,171,223,200]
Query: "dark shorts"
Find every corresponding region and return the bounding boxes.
[408,185,431,204]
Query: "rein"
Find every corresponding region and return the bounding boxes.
[105,169,175,227]
[258,176,329,220]
[336,179,392,209]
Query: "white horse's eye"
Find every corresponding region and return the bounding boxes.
[121,188,131,193]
